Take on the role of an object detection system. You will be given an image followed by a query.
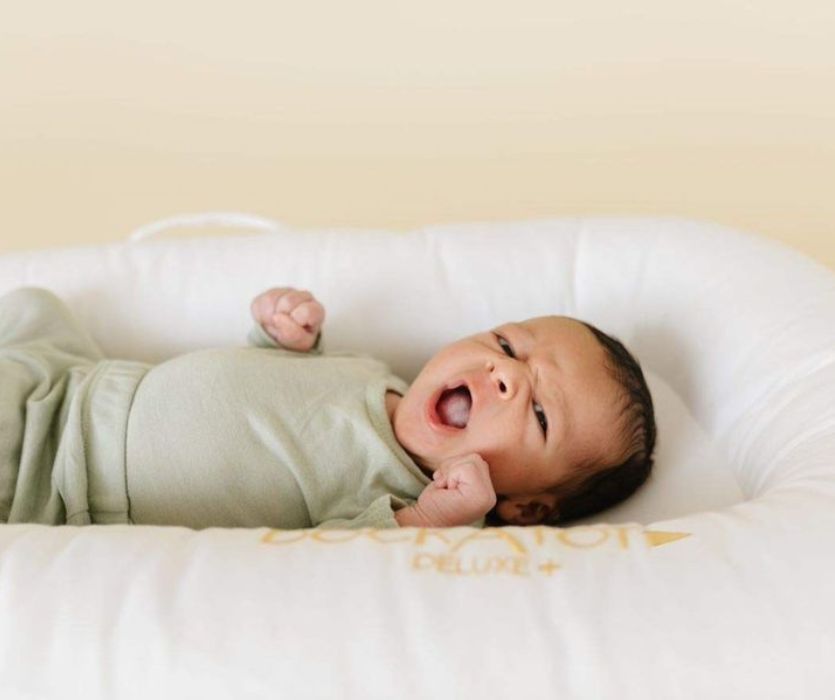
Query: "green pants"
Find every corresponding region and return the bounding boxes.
[0,287,148,524]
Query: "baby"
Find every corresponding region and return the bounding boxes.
[0,286,656,529]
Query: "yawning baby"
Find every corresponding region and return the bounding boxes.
[0,286,656,529]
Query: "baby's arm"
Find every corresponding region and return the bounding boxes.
[250,287,326,352]
[395,453,497,527]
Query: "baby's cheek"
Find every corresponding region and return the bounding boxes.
[469,420,515,455]
[471,444,515,489]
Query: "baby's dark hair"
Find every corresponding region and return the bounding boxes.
[487,319,657,527]
[547,321,656,524]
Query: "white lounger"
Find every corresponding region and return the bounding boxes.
[1,214,833,699]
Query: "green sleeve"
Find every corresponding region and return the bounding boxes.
[247,322,323,355]
[315,494,411,529]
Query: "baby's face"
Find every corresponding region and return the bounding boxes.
[390,316,629,522]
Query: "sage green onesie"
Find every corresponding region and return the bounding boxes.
[0,287,431,528]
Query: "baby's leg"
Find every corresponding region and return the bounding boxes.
[0,287,104,361]
[0,287,103,523]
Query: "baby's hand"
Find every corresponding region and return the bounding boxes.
[250,287,326,352]
[414,453,497,527]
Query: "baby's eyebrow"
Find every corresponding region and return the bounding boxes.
[515,322,536,346]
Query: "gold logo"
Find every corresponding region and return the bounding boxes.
[261,525,690,578]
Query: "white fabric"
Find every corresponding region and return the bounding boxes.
[1,215,834,698]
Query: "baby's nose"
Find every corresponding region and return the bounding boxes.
[487,362,517,400]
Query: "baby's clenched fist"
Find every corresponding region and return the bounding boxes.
[251,287,326,352]
[414,453,497,527]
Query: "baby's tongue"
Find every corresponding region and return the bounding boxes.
[437,387,471,429]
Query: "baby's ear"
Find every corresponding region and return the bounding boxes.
[495,493,559,525]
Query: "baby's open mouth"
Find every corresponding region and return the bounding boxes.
[436,385,472,429]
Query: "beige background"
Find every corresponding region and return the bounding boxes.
[2,1,834,269]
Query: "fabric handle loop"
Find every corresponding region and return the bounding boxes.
[128,212,284,242]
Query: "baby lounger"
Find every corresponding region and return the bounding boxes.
[1,214,834,699]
